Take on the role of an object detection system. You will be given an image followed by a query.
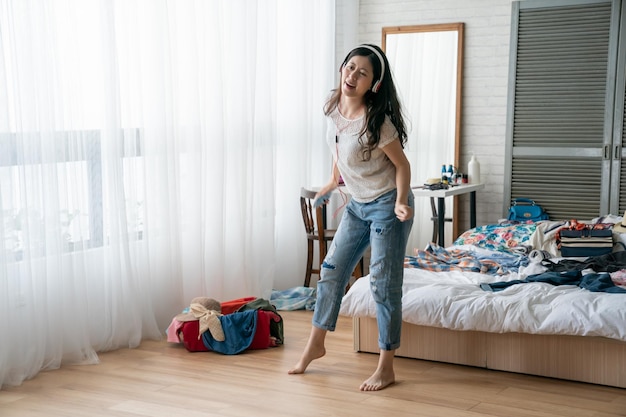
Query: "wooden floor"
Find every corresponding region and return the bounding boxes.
[1,310,625,417]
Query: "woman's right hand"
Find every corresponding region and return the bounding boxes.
[313,181,337,208]
[312,191,332,208]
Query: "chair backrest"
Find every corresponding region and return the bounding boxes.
[300,187,327,239]
[430,197,453,221]
[299,187,361,286]
[430,197,437,219]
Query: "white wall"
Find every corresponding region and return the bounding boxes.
[339,0,520,230]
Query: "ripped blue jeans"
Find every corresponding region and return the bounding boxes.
[313,188,414,350]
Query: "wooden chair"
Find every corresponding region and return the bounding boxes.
[430,197,453,244]
[300,187,362,287]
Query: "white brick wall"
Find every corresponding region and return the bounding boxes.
[339,0,523,229]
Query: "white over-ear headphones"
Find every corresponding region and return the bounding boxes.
[358,44,385,93]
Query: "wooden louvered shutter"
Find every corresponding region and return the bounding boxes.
[614,6,626,215]
[504,0,623,221]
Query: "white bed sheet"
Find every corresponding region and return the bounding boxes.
[340,267,626,342]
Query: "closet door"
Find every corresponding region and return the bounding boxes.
[504,0,623,220]
[613,6,626,215]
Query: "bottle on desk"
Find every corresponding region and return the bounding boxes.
[468,155,480,184]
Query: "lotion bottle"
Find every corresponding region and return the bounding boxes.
[468,155,480,184]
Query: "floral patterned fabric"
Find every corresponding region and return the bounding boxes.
[453,222,538,254]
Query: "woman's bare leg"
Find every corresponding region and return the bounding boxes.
[359,349,396,391]
[288,326,327,374]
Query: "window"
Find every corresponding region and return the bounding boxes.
[0,129,142,261]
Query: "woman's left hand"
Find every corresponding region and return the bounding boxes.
[395,203,413,222]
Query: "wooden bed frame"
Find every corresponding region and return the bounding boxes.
[353,316,626,388]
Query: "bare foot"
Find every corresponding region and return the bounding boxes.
[359,367,395,391]
[288,344,326,374]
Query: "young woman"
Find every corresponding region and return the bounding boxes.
[288,44,414,391]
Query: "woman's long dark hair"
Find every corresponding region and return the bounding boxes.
[324,44,408,161]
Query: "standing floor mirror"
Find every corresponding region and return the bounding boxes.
[382,23,464,251]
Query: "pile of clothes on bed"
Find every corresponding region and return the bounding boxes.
[405,217,626,292]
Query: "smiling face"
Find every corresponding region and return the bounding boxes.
[340,55,375,99]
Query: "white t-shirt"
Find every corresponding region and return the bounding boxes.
[326,106,399,203]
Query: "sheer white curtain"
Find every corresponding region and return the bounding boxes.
[0,0,335,388]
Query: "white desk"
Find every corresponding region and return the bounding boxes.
[411,183,485,246]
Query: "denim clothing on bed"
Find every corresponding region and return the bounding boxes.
[541,250,626,273]
[480,270,626,293]
[313,188,414,351]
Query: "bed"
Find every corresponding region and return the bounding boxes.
[339,220,626,388]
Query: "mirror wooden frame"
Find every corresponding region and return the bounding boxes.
[382,22,464,240]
